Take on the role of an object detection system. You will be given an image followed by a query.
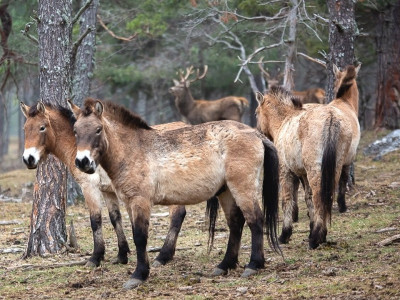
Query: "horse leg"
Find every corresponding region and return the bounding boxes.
[123,198,151,290]
[278,169,298,244]
[81,187,105,267]
[103,191,130,264]
[211,190,245,276]
[337,165,350,213]
[301,176,314,239]
[153,205,186,267]
[308,178,328,249]
[292,176,301,222]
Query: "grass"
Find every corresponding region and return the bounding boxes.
[1,130,400,299]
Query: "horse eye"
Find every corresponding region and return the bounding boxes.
[40,125,46,132]
[96,127,102,135]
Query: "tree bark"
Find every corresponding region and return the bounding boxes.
[326,0,357,102]
[374,0,400,129]
[0,94,4,162]
[282,0,298,91]
[24,0,72,258]
[68,0,99,205]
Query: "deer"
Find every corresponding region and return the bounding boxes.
[169,65,249,125]
[258,63,325,104]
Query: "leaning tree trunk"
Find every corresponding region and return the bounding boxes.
[326,0,357,103]
[0,94,4,162]
[67,0,99,205]
[23,0,72,258]
[374,0,400,129]
[282,0,298,91]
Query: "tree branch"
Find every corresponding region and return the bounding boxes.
[21,22,38,45]
[97,15,138,42]
[71,27,93,63]
[297,52,327,68]
[72,0,93,25]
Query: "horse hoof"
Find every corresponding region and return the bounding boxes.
[85,261,98,268]
[111,256,128,265]
[122,278,144,290]
[152,260,164,268]
[241,268,258,278]
[210,267,227,277]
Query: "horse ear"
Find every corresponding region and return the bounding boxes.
[37,101,46,114]
[255,91,264,105]
[94,101,104,116]
[173,79,180,86]
[20,102,30,118]
[67,99,81,117]
[355,64,361,76]
[333,64,340,76]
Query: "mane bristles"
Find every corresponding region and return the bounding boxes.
[82,98,152,130]
[28,101,76,125]
[269,86,303,109]
[336,65,357,99]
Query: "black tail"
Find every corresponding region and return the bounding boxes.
[320,117,340,223]
[262,139,281,255]
[206,196,219,253]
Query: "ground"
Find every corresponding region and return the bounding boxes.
[0,131,400,299]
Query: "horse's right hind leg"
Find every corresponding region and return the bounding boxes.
[153,205,186,267]
[292,176,301,222]
[211,190,245,276]
[103,191,130,264]
[337,165,350,213]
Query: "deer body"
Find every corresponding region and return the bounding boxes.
[170,66,248,124]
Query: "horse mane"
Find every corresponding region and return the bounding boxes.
[269,86,303,109]
[336,65,357,99]
[83,98,152,130]
[28,101,76,125]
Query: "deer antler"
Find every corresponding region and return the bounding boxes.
[258,57,271,80]
[178,66,195,82]
[188,65,208,84]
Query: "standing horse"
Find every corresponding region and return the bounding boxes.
[256,65,360,249]
[20,101,190,267]
[72,98,280,289]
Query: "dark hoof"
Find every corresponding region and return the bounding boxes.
[210,267,227,277]
[85,260,98,268]
[241,268,258,278]
[309,239,320,249]
[122,278,144,290]
[111,255,128,265]
[278,235,290,244]
[152,260,164,268]
[338,205,347,213]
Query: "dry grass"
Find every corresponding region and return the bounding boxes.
[1,131,400,299]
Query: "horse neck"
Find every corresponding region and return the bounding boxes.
[175,88,196,117]
[337,81,359,114]
[48,112,77,170]
[264,106,290,141]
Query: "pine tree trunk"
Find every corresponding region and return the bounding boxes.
[326,0,357,103]
[0,95,4,162]
[282,0,298,91]
[24,0,72,258]
[375,1,400,129]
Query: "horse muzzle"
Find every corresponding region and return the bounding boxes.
[22,155,38,169]
[75,156,96,174]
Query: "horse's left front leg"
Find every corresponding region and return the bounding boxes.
[123,198,151,290]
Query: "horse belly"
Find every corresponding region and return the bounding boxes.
[277,121,304,175]
[152,152,225,206]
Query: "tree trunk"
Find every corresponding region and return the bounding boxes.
[282,0,298,91]
[326,0,357,102]
[68,0,99,205]
[24,0,72,258]
[374,0,400,129]
[0,95,4,162]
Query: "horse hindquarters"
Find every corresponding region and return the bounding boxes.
[309,118,340,249]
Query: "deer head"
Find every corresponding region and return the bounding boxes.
[258,59,283,88]
[170,65,208,98]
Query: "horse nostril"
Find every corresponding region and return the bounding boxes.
[28,155,35,165]
[75,157,90,169]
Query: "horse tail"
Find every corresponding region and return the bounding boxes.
[320,115,340,223]
[206,196,219,253]
[262,138,281,254]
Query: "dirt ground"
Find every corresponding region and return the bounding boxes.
[0,131,400,299]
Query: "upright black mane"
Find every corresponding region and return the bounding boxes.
[28,101,76,125]
[336,65,357,99]
[83,98,152,130]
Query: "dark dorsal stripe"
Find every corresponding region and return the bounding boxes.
[336,65,357,99]
[28,102,76,125]
[83,97,152,130]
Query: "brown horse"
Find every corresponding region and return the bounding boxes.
[256,65,360,249]
[169,65,249,124]
[72,98,280,289]
[20,101,191,268]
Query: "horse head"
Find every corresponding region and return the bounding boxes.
[20,101,57,169]
[72,98,107,174]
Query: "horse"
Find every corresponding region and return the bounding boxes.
[256,65,360,249]
[71,98,280,289]
[20,101,192,268]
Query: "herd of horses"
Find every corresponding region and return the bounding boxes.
[20,64,360,289]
